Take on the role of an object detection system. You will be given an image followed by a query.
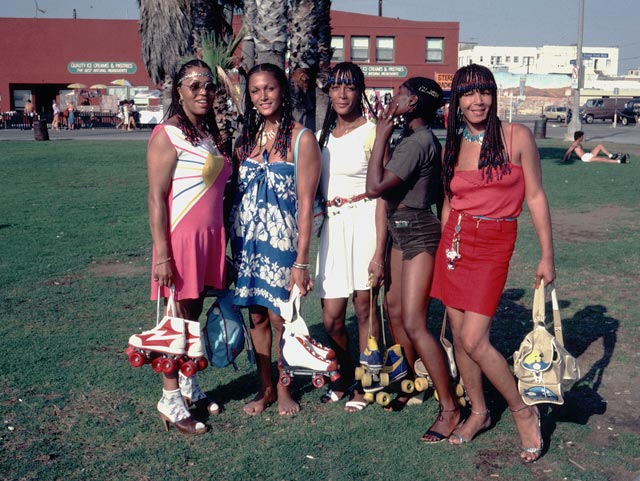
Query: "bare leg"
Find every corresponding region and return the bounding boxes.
[344,288,380,412]
[322,297,352,399]
[400,252,460,438]
[450,309,541,454]
[243,306,276,415]
[270,309,300,416]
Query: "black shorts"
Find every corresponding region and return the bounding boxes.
[387,207,441,260]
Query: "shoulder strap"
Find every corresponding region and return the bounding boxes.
[533,281,564,345]
[293,127,309,184]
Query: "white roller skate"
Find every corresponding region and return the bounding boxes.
[279,333,341,389]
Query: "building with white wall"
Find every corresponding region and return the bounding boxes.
[459,43,619,77]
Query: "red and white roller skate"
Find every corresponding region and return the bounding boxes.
[278,330,341,389]
[127,315,186,375]
[178,319,209,377]
[276,285,335,359]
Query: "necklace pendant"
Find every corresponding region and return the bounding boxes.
[462,125,485,144]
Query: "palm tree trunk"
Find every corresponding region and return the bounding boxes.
[253,0,288,69]
[314,0,333,129]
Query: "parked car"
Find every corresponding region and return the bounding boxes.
[542,105,571,123]
[618,99,640,125]
[580,96,638,124]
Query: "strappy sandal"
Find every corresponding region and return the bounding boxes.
[448,409,491,445]
[510,404,543,463]
[421,407,461,444]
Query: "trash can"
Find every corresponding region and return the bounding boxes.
[33,120,50,141]
[533,118,547,139]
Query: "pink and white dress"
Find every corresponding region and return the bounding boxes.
[149,124,231,301]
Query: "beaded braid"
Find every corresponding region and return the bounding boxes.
[318,62,374,150]
[443,64,509,199]
[240,63,295,161]
[165,59,228,157]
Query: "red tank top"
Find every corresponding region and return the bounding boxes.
[449,165,524,218]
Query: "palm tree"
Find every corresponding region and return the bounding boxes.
[314,0,333,129]
[289,0,317,128]
[250,0,289,69]
[137,0,192,110]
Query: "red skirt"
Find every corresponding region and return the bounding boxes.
[431,211,517,317]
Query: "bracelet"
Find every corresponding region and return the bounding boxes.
[371,260,384,268]
[155,257,172,266]
[292,262,309,270]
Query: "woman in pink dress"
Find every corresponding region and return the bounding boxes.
[132,59,231,435]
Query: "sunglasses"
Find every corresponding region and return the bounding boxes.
[184,81,216,94]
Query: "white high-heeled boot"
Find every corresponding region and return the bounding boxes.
[178,372,221,415]
[157,388,206,435]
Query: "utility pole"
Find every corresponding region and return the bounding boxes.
[567,0,584,140]
[378,0,383,16]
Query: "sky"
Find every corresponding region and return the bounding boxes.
[2,0,639,74]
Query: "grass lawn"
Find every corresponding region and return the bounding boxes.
[1,139,638,481]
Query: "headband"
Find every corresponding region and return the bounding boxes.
[178,71,214,85]
[326,75,357,87]
[455,81,497,94]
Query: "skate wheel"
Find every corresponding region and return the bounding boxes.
[363,392,375,403]
[161,357,178,374]
[401,379,414,394]
[414,377,430,392]
[128,351,146,368]
[312,375,326,389]
[180,360,197,377]
[279,373,292,387]
[354,366,364,381]
[151,356,164,373]
[434,389,439,402]
[329,372,341,383]
[379,372,390,387]
[376,391,391,406]
[196,357,208,371]
[361,373,373,388]
[176,356,186,367]
[455,383,465,398]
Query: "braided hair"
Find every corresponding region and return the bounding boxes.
[240,63,295,160]
[165,59,226,155]
[318,62,376,149]
[443,64,509,199]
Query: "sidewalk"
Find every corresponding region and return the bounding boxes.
[0,127,152,142]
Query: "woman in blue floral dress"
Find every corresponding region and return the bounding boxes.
[230,63,321,416]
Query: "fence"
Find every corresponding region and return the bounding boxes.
[0,111,144,130]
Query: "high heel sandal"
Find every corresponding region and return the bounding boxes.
[157,388,207,435]
[448,409,492,445]
[421,407,461,444]
[510,404,543,463]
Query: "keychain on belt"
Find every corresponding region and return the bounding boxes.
[445,214,462,270]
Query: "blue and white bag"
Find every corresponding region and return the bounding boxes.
[204,290,254,370]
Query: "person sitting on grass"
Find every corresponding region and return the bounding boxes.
[562,131,628,164]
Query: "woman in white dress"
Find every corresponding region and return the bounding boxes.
[315,62,386,412]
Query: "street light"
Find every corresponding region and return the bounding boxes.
[567,0,584,140]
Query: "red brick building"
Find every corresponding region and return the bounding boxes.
[0,12,458,117]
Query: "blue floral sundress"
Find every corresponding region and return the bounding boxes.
[230,151,299,315]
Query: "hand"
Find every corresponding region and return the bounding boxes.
[534,257,556,288]
[153,261,174,287]
[290,266,313,296]
[376,103,398,139]
[368,259,385,287]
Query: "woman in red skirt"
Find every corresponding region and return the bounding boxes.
[431,64,555,463]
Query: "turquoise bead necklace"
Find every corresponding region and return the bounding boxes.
[462,124,485,144]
